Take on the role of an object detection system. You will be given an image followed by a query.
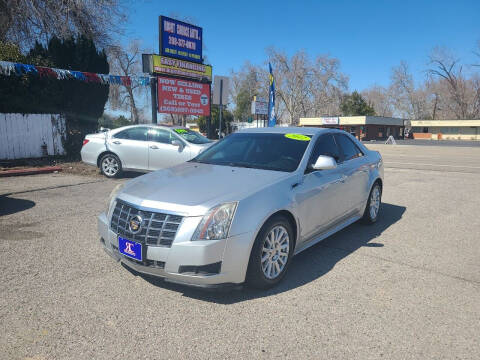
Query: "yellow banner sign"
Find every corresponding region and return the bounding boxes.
[153,55,212,82]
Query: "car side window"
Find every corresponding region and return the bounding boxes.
[334,134,364,162]
[113,127,148,141]
[308,134,341,167]
[148,128,174,144]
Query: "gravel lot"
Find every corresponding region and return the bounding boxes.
[1,144,479,359]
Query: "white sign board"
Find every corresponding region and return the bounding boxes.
[321,117,339,125]
[251,97,268,115]
[212,76,230,105]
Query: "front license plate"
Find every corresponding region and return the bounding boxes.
[118,237,142,261]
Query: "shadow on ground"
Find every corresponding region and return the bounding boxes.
[130,202,406,304]
[120,171,144,179]
[0,196,36,216]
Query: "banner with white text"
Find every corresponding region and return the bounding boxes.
[157,76,210,116]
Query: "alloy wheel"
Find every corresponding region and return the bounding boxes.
[102,156,119,176]
[261,225,290,280]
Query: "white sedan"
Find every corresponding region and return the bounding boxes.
[81,125,213,178]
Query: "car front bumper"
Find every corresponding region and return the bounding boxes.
[98,212,253,288]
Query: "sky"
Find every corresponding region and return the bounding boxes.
[123,0,479,92]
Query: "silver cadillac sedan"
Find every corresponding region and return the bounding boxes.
[97,127,383,289]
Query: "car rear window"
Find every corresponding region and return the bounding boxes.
[334,134,364,162]
[113,127,148,141]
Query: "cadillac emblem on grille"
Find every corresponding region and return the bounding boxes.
[128,214,143,234]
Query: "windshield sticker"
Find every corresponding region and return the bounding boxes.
[284,133,310,141]
[174,129,188,134]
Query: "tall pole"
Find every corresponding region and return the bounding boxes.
[207,83,212,138]
[151,76,157,124]
[219,79,223,139]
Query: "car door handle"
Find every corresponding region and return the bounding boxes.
[150,145,159,149]
[112,141,121,145]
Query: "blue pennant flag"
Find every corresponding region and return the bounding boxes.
[268,63,277,127]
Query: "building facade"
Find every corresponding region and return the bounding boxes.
[299,116,405,141]
[409,120,480,141]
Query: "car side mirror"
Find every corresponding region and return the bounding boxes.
[311,155,337,171]
[171,139,184,150]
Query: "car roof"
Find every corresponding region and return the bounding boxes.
[238,126,329,135]
[111,124,188,131]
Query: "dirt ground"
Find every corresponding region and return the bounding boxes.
[0,157,103,177]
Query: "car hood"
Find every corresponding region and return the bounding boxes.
[118,162,291,216]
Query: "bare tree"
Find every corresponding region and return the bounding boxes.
[0,0,126,49]
[389,61,428,119]
[267,48,312,124]
[108,40,146,124]
[310,55,348,117]
[427,47,478,119]
[362,85,393,117]
[231,48,349,124]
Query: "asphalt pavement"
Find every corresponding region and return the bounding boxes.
[364,139,480,147]
[1,144,479,359]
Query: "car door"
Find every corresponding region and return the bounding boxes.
[333,133,370,215]
[147,128,192,170]
[294,133,347,243]
[107,127,149,170]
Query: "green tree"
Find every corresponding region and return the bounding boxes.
[0,41,26,62]
[233,88,253,121]
[198,105,234,139]
[98,114,131,129]
[0,36,109,157]
[340,91,375,116]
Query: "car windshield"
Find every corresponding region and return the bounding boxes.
[173,128,211,144]
[190,132,312,172]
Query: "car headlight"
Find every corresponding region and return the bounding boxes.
[192,202,237,241]
[106,183,125,214]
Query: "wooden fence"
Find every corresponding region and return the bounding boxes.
[0,113,66,160]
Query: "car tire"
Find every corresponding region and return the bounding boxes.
[362,182,382,224]
[246,215,294,289]
[100,153,122,178]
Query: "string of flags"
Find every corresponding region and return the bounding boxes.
[0,60,151,87]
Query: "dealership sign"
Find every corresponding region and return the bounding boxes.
[321,117,339,125]
[251,96,268,115]
[152,55,212,81]
[157,76,210,116]
[159,16,203,63]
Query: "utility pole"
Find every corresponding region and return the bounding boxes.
[218,79,223,138]
[151,76,157,124]
[207,93,212,138]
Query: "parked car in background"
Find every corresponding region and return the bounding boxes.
[81,125,213,178]
[97,127,383,289]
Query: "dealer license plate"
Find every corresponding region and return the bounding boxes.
[118,237,142,261]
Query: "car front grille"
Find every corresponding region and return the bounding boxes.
[110,200,183,247]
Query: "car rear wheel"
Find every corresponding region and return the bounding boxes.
[362,182,382,224]
[100,153,122,178]
[246,215,294,289]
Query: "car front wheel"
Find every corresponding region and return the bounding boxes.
[246,215,294,289]
[100,153,122,178]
